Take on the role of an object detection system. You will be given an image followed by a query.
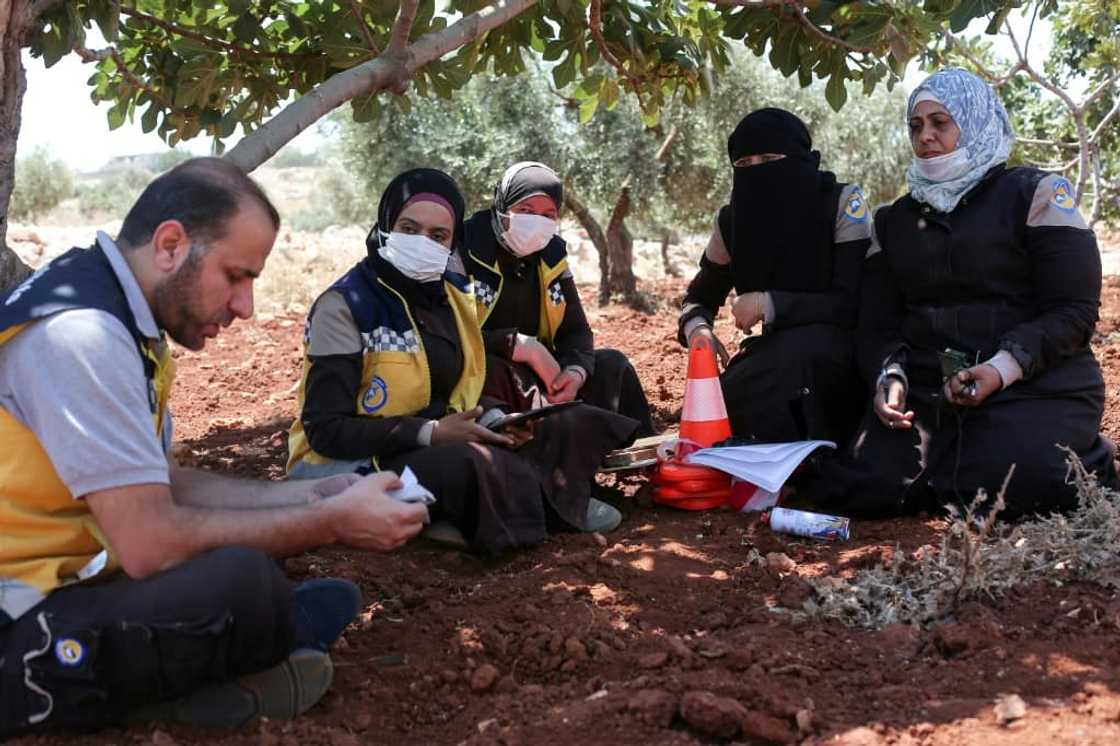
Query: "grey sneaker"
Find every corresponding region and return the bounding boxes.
[128,648,333,728]
[585,498,622,533]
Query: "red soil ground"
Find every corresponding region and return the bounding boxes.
[12,278,1120,746]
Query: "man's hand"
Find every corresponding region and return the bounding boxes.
[431,406,514,447]
[874,376,914,430]
[943,364,1003,408]
[325,472,429,552]
[511,335,562,388]
[731,292,767,333]
[548,369,582,403]
[686,326,730,368]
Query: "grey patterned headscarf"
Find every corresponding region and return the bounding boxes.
[906,68,1015,213]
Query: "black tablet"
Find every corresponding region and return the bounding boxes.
[484,400,582,431]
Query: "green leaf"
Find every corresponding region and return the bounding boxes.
[825,69,848,111]
[107,103,128,130]
[232,14,259,44]
[578,93,599,124]
[174,55,222,108]
[949,0,1004,33]
[141,102,160,133]
[90,0,122,42]
[768,24,799,78]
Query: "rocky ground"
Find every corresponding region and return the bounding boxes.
[9,267,1120,745]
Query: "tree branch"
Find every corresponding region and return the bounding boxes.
[73,43,174,109]
[120,6,313,61]
[388,0,420,53]
[654,125,678,161]
[348,0,381,55]
[1017,136,1078,149]
[30,0,66,20]
[1004,20,1091,205]
[1083,74,1118,110]
[782,0,869,53]
[942,31,1022,87]
[225,0,539,172]
[588,0,643,92]
[1090,92,1120,145]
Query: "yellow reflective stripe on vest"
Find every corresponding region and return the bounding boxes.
[536,256,568,349]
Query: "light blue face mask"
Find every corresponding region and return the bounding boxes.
[905,68,1015,213]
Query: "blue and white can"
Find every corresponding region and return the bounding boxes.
[765,507,850,542]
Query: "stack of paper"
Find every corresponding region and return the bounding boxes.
[683,440,836,493]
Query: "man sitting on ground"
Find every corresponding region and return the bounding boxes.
[0,158,428,737]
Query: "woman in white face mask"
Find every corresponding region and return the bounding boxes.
[463,161,656,436]
[288,168,639,553]
[804,67,1118,520]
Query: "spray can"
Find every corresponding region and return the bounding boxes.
[763,507,850,542]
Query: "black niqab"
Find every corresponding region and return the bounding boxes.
[720,108,838,293]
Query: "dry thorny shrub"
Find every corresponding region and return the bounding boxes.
[804,450,1120,629]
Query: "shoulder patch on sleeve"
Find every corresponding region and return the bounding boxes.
[836,185,872,244]
[1028,174,1088,229]
[703,210,732,265]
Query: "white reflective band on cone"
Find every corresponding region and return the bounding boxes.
[681,377,729,422]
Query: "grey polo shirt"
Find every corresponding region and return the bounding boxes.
[0,232,171,499]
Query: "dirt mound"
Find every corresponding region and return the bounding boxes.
[11,279,1120,745]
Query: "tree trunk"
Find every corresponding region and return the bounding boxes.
[605,184,637,299]
[0,0,32,291]
[563,189,612,305]
[660,228,680,277]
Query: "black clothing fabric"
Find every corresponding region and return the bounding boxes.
[381,400,637,554]
[465,208,654,432]
[1,547,296,737]
[720,324,864,444]
[364,168,467,254]
[724,108,838,294]
[678,179,868,444]
[475,234,596,374]
[300,254,462,461]
[812,166,1116,518]
[485,351,656,437]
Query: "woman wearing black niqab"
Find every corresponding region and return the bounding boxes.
[678,108,871,445]
[286,168,638,553]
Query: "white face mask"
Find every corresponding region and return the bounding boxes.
[500,212,558,257]
[912,148,971,183]
[377,231,450,283]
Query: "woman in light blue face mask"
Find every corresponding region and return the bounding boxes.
[287,168,638,553]
[463,161,656,436]
[804,67,1118,520]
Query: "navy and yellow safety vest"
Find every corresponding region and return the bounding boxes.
[466,232,569,350]
[0,244,174,618]
[286,257,486,473]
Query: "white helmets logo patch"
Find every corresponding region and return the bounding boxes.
[1051,178,1076,213]
[361,376,388,414]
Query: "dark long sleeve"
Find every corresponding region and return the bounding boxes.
[677,255,734,346]
[768,236,869,331]
[301,353,427,461]
[552,275,596,374]
[999,224,1101,379]
[854,249,909,387]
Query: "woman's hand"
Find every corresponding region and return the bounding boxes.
[943,364,1003,407]
[731,292,767,333]
[687,326,731,368]
[875,376,914,430]
[511,335,563,388]
[548,369,583,403]
[431,406,514,446]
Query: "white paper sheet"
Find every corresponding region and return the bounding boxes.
[684,440,835,493]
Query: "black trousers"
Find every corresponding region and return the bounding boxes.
[578,348,656,437]
[0,546,297,737]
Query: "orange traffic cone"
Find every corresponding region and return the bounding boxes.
[679,334,732,448]
[650,335,734,511]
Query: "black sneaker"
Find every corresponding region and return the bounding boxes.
[128,648,333,728]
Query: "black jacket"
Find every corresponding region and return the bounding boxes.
[859,165,1102,394]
